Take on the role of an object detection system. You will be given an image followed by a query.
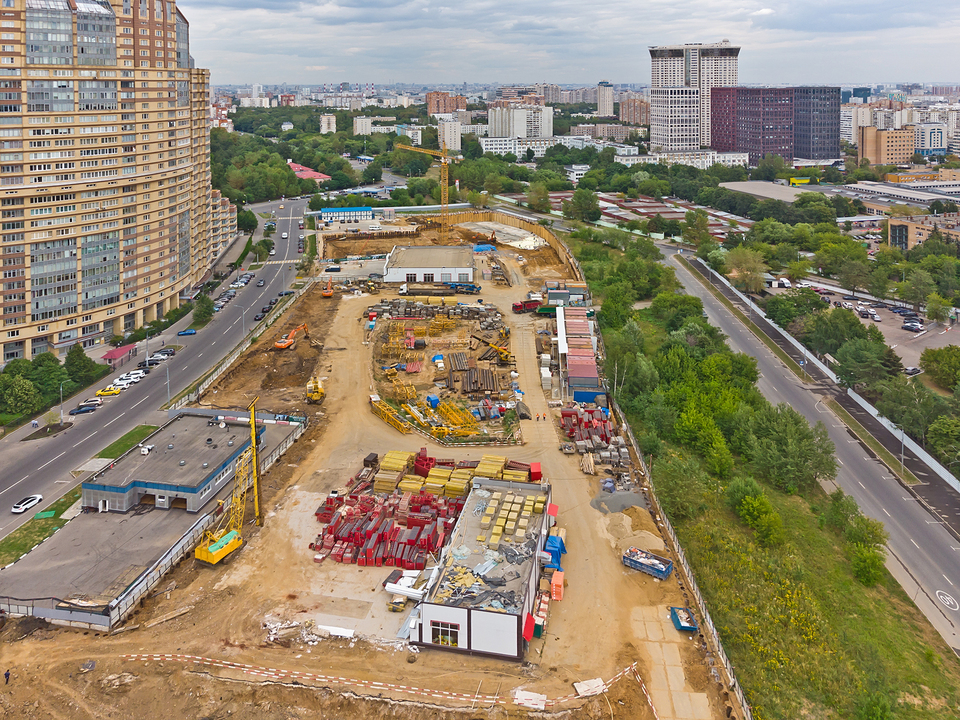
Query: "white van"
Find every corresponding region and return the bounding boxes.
[369,223,381,231]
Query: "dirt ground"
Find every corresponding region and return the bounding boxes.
[0,228,729,719]
[325,226,483,260]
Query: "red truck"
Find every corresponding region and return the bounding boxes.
[512,299,542,313]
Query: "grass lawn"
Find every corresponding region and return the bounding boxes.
[188,317,212,331]
[918,373,951,397]
[96,424,159,459]
[677,483,960,719]
[0,486,81,566]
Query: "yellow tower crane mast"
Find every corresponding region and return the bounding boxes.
[194,397,262,565]
[401,144,459,243]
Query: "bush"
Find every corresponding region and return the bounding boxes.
[637,433,663,457]
[725,476,763,511]
[844,514,888,550]
[754,511,786,547]
[855,692,893,720]
[851,543,885,586]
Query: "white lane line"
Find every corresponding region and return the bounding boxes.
[945,574,954,586]
[883,508,891,517]
[72,432,97,448]
[132,396,149,408]
[37,450,66,471]
[858,481,865,488]
[0,476,29,496]
[911,538,920,549]
[197,353,203,358]
[104,412,125,427]
[838,459,844,465]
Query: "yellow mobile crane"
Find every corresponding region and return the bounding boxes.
[194,397,262,565]
[400,144,458,244]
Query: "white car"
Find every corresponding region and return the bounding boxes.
[796,282,811,288]
[147,354,168,362]
[12,494,42,514]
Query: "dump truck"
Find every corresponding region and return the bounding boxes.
[444,282,482,294]
[398,283,455,297]
[512,299,542,314]
[305,375,325,404]
[622,547,673,580]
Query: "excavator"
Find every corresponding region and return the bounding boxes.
[321,276,333,299]
[305,375,325,404]
[275,323,308,350]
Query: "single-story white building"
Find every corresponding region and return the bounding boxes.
[383,245,475,284]
[319,206,374,222]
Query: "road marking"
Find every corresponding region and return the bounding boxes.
[37,450,66,470]
[837,459,843,465]
[104,412,125,427]
[945,575,954,586]
[73,432,97,448]
[883,508,891,517]
[211,341,215,346]
[911,538,920,549]
[858,481,865,488]
[0,475,29,496]
[197,353,203,358]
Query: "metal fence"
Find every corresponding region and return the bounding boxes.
[846,389,960,494]
[108,419,307,627]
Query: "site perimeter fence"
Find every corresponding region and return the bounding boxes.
[167,279,316,412]
[108,419,307,628]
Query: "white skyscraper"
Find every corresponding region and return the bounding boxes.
[648,40,740,149]
[597,81,614,117]
[488,106,554,138]
[438,120,462,152]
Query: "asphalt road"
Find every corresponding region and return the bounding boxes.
[665,246,960,652]
[0,197,309,540]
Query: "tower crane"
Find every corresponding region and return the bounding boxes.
[194,397,262,565]
[400,143,459,243]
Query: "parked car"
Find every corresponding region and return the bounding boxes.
[297,247,304,253]
[872,314,881,322]
[11,494,42,514]
[138,360,161,368]
[254,312,265,321]
[69,405,97,416]
[902,323,925,332]
[268,298,277,306]
[96,387,122,396]
[278,290,294,296]
[842,302,853,310]
[177,328,197,336]
[299,234,305,240]
[842,295,858,301]
[80,397,103,407]
[904,367,923,376]
[257,280,265,287]
[260,306,271,313]
[859,310,871,318]
[325,265,341,272]
[157,348,175,356]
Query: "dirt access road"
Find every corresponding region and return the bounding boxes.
[0,242,726,719]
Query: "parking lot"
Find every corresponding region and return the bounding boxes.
[763,281,958,369]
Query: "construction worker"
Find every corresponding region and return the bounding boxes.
[536,414,540,421]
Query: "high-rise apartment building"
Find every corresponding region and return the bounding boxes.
[319,114,336,134]
[649,87,700,152]
[425,91,466,115]
[793,87,841,160]
[488,105,553,139]
[1,0,228,364]
[437,119,461,152]
[619,98,650,126]
[597,81,614,117]
[649,39,740,149]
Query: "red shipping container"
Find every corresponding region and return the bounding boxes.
[530,462,542,481]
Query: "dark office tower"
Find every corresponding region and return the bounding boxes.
[710,87,794,165]
[793,87,841,160]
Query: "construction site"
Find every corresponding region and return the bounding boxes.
[0,211,731,720]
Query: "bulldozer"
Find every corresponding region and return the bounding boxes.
[275,323,308,350]
[365,280,380,295]
[305,375,325,404]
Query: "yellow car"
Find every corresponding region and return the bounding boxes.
[96,386,122,397]
[279,204,284,209]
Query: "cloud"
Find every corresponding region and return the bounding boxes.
[176,0,960,85]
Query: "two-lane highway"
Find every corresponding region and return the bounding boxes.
[0,196,309,539]
[666,247,960,651]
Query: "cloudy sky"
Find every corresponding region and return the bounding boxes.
[178,0,960,87]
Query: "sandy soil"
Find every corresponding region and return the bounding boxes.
[0,234,728,719]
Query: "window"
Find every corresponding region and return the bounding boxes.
[405,273,416,283]
[430,621,459,647]
[458,273,470,282]
[422,273,434,283]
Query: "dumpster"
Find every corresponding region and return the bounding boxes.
[622,547,673,580]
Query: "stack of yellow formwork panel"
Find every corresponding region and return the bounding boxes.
[502,469,529,483]
[374,469,403,494]
[445,468,473,497]
[474,454,505,480]
[381,451,415,474]
[424,467,451,495]
[398,475,424,493]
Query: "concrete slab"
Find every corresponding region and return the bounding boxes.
[666,664,687,692]
[645,619,664,641]
[671,690,694,719]
[689,692,713,720]
[75,458,111,473]
[650,689,675,718]
[643,639,665,666]
[646,663,669,691]
[662,641,683,666]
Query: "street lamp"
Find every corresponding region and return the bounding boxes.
[242,306,248,335]
[166,363,171,405]
[59,380,65,426]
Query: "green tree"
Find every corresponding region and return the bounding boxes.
[1,373,41,415]
[808,308,868,355]
[236,209,258,233]
[785,258,811,282]
[926,292,951,325]
[927,414,960,466]
[193,294,214,325]
[64,343,100,386]
[838,260,870,297]
[851,544,885,587]
[361,163,382,184]
[899,269,936,310]
[866,268,891,300]
[750,403,837,493]
[751,153,788,181]
[835,338,891,389]
[876,376,947,446]
[725,247,768,293]
[526,182,552,213]
[681,209,711,247]
[920,345,960,388]
[562,188,601,222]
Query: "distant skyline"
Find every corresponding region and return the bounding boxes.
[180,0,960,87]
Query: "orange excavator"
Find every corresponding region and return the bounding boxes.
[321,276,333,298]
[275,323,308,350]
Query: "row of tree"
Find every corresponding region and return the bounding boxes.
[0,345,105,418]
